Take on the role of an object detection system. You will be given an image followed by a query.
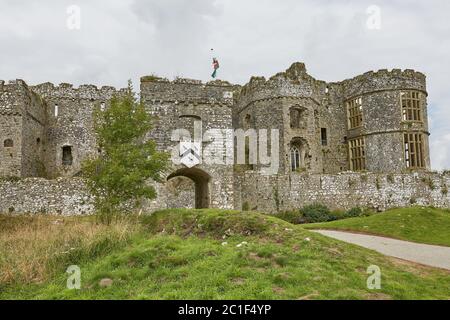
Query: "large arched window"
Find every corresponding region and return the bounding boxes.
[290,147,300,171]
[3,139,13,148]
[290,137,310,172]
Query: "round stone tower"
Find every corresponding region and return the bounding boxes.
[340,69,430,173]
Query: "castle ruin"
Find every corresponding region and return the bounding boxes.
[1,62,448,215]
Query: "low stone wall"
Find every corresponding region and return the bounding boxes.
[1,172,449,215]
[237,171,450,213]
[0,177,94,215]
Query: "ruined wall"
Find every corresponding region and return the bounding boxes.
[0,79,47,178]
[0,81,23,177]
[321,82,349,173]
[0,177,94,215]
[31,83,128,178]
[237,171,450,213]
[20,84,47,177]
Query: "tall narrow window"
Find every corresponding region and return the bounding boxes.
[404,133,424,168]
[349,137,366,171]
[54,104,59,117]
[401,91,422,121]
[290,108,301,128]
[100,102,106,111]
[321,128,328,146]
[62,146,73,166]
[289,106,307,129]
[244,114,252,129]
[347,97,363,129]
[290,147,300,171]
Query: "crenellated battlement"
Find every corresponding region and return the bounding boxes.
[235,62,328,111]
[0,79,31,94]
[335,68,426,86]
[141,75,235,87]
[236,64,427,111]
[140,75,239,105]
[0,79,45,117]
[337,68,427,99]
[31,82,129,101]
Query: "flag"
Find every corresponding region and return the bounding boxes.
[211,58,220,78]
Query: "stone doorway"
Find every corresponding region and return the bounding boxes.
[167,167,211,209]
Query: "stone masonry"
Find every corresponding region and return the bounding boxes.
[1,62,447,215]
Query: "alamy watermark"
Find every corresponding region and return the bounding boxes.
[171,121,279,175]
[66,265,81,290]
[66,5,81,30]
[366,5,382,30]
[366,265,381,289]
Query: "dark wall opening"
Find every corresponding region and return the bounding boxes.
[62,146,73,166]
[167,167,211,209]
[3,139,13,148]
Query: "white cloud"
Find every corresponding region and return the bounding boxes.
[0,0,449,168]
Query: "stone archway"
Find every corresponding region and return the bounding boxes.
[167,167,211,209]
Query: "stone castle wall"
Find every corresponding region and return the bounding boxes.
[0,62,443,215]
[140,77,238,209]
[31,83,128,178]
[0,80,48,177]
[0,177,93,215]
[0,81,24,177]
[236,171,450,213]
[1,171,448,215]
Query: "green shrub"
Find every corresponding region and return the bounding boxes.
[344,207,363,218]
[300,204,336,223]
[275,211,304,224]
[330,210,346,219]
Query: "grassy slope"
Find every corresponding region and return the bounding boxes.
[1,209,449,300]
[303,207,450,247]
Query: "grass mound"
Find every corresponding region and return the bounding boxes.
[303,207,450,247]
[142,209,291,239]
[1,209,449,300]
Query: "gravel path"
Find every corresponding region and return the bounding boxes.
[313,230,450,270]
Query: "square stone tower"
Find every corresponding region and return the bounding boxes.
[0,80,47,178]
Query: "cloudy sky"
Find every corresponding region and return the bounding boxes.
[1,0,449,169]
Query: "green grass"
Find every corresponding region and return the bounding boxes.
[303,207,450,247]
[1,209,449,300]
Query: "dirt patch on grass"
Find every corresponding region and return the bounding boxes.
[272,286,285,294]
[248,252,264,261]
[298,292,320,300]
[231,278,246,285]
[365,292,392,300]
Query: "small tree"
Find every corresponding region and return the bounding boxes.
[82,81,169,223]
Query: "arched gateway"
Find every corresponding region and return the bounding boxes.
[167,167,211,209]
